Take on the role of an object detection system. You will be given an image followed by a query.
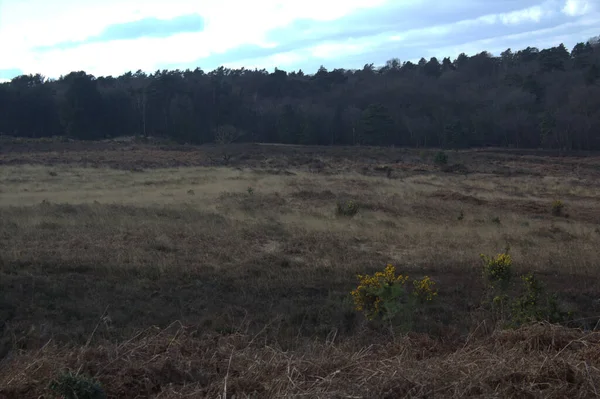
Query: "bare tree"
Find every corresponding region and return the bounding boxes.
[213,125,245,164]
[214,124,244,145]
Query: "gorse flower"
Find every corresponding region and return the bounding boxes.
[413,276,438,302]
[481,252,513,288]
[351,264,408,320]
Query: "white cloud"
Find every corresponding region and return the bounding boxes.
[499,5,546,24]
[192,0,600,72]
[0,0,385,49]
[250,1,600,71]
[426,16,600,60]
[386,4,553,47]
[0,0,598,78]
[562,0,593,16]
[0,0,387,77]
[474,3,555,26]
[26,33,215,77]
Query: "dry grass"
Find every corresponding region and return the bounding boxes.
[2,323,599,398]
[1,142,600,397]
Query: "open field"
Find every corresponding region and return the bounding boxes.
[1,141,600,398]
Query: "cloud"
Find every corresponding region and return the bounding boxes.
[96,13,204,41]
[38,13,205,50]
[27,33,214,78]
[262,1,547,46]
[562,0,593,16]
[1,0,599,80]
[183,0,591,72]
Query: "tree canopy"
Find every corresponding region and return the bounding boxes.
[1,38,600,150]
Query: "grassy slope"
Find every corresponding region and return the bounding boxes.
[1,142,600,397]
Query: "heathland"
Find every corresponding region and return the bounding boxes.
[1,139,600,398]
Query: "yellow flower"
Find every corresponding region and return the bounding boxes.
[413,276,438,302]
[350,263,410,319]
[481,252,513,287]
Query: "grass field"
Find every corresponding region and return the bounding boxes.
[1,141,600,398]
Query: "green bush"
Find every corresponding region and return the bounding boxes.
[480,251,513,290]
[478,249,572,327]
[551,200,565,216]
[511,273,571,326]
[351,264,438,332]
[351,264,410,321]
[336,199,359,217]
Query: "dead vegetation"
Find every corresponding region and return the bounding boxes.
[1,142,600,397]
[2,323,599,398]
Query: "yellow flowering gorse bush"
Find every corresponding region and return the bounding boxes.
[350,264,409,320]
[480,252,512,288]
[413,276,438,302]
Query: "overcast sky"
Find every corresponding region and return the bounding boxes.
[0,0,598,81]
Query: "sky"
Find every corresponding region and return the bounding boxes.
[0,0,599,81]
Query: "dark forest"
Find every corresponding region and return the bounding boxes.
[1,37,599,150]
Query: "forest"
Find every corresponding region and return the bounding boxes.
[1,37,599,150]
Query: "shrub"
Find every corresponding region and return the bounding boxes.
[551,199,564,216]
[351,265,439,328]
[478,250,572,327]
[511,272,571,326]
[413,276,438,303]
[49,371,106,399]
[350,264,409,320]
[336,199,359,217]
[511,272,545,325]
[480,251,513,290]
[247,186,254,195]
[434,151,448,166]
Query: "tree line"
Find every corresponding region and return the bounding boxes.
[1,37,599,150]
